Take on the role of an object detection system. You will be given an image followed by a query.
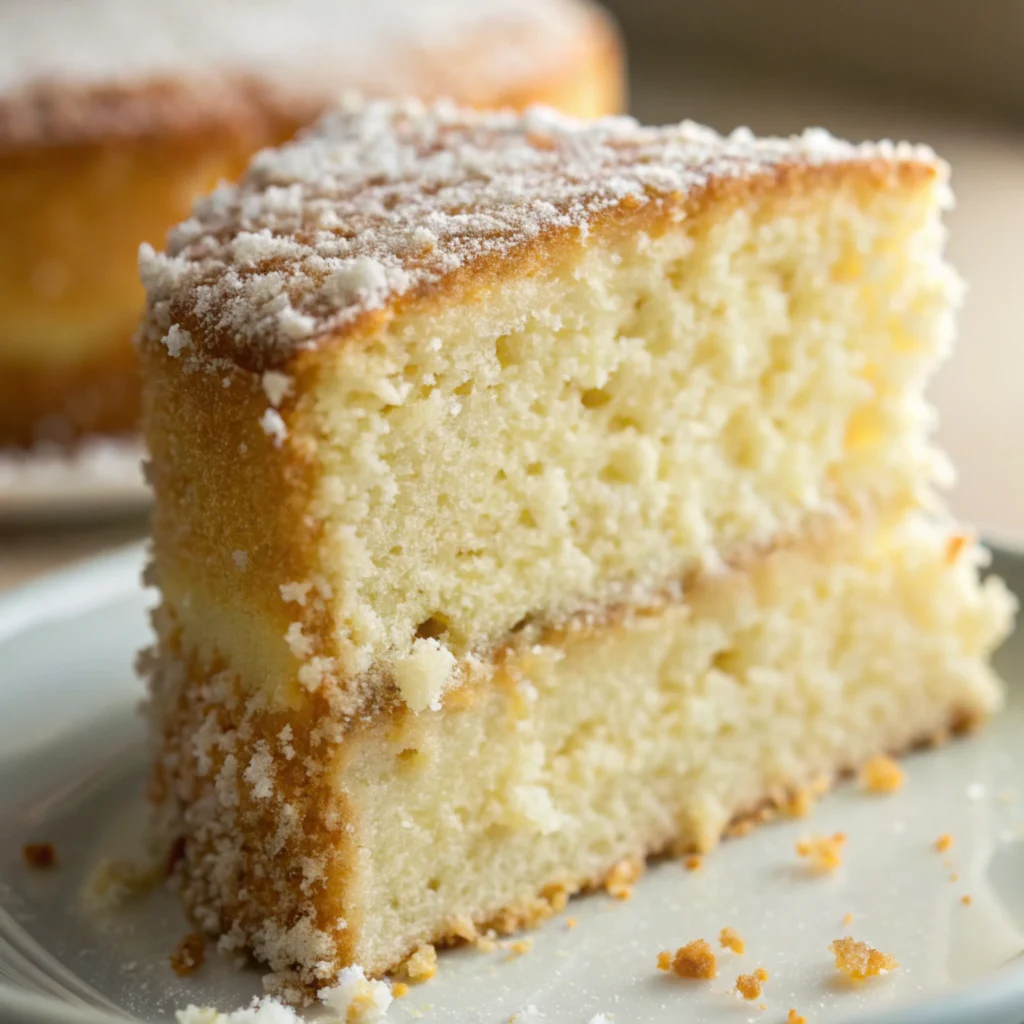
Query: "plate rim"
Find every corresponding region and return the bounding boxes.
[1,540,1022,1024]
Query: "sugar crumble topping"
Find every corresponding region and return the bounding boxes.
[261,370,293,407]
[140,97,940,371]
[259,408,288,445]
[163,324,193,357]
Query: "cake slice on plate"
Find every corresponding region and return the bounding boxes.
[138,98,1014,986]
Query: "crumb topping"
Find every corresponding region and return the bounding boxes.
[391,982,409,999]
[22,841,56,868]
[735,966,768,1000]
[860,755,904,794]
[829,937,898,981]
[796,832,846,872]
[787,1011,807,1024]
[657,939,718,979]
[170,932,206,976]
[934,833,953,852]
[719,927,745,954]
[139,97,938,372]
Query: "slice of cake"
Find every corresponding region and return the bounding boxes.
[138,98,1014,986]
[0,0,621,449]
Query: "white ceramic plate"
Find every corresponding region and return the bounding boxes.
[0,442,148,523]
[1,544,1023,1024]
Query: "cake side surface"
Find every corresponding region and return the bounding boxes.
[145,519,1014,981]
[142,116,958,707]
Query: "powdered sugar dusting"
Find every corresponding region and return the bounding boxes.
[140,98,938,371]
[0,0,595,97]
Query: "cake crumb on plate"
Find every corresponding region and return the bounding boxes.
[719,927,745,954]
[830,937,898,980]
[735,966,768,1000]
[170,932,205,976]
[860,755,904,793]
[657,939,717,979]
[401,943,437,982]
[22,841,56,868]
[796,833,846,872]
[605,857,643,900]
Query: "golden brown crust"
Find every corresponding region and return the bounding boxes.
[0,342,138,446]
[148,632,357,977]
[0,115,298,448]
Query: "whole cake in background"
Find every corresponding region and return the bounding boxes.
[138,98,1014,988]
[0,0,621,452]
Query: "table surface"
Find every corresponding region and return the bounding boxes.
[2,62,1022,593]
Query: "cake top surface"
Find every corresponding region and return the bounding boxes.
[0,0,596,96]
[140,98,939,371]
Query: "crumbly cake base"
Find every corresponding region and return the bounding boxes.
[144,520,1013,984]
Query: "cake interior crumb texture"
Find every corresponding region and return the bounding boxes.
[138,100,1015,986]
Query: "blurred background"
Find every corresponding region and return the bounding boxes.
[2,0,1022,588]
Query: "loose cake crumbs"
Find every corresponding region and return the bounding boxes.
[950,872,959,882]
[735,967,768,1000]
[719,927,745,954]
[506,939,533,960]
[684,855,703,872]
[657,939,717,979]
[796,833,846,872]
[860,755,904,794]
[392,982,409,999]
[170,932,205,977]
[842,912,854,927]
[787,1011,807,1024]
[605,857,643,900]
[22,842,56,868]
[402,943,437,982]
[961,895,972,906]
[85,856,163,909]
[829,937,898,980]
[566,918,577,929]
[934,833,953,853]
